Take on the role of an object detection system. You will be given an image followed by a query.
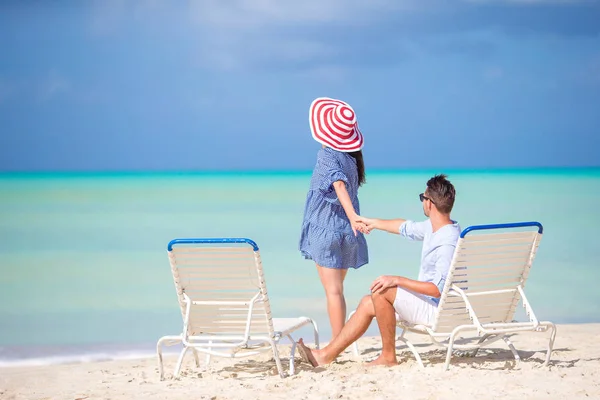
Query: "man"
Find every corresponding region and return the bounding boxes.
[298,174,461,367]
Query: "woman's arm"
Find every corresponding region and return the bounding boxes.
[332,180,362,236]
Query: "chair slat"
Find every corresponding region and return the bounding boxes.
[455,244,533,257]
[177,279,260,290]
[172,247,252,253]
[434,228,536,331]
[180,292,260,301]
[461,231,536,242]
[454,273,524,284]
[173,258,258,266]
[454,252,530,263]
[452,262,528,273]
[460,236,536,248]
[189,326,270,335]
[176,271,255,279]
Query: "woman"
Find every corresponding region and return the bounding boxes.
[299,97,369,339]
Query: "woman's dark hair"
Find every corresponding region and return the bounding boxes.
[349,150,366,186]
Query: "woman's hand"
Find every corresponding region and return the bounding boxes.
[350,215,369,236]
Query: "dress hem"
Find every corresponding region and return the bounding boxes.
[300,250,368,270]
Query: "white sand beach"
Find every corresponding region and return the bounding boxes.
[2,323,599,400]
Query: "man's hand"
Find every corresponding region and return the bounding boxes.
[370,275,400,294]
[355,216,377,233]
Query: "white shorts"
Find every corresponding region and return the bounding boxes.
[393,287,437,326]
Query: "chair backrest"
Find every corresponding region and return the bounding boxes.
[167,238,275,339]
[432,222,543,333]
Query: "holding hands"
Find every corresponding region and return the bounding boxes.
[350,215,377,235]
[350,216,368,236]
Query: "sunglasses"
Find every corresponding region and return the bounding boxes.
[419,193,435,204]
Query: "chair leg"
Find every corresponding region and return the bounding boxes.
[205,340,213,367]
[174,347,189,379]
[351,341,359,357]
[457,333,492,358]
[156,338,166,381]
[311,319,320,350]
[346,310,360,356]
[472,333,492,357]
[396,329,424,369]
[502,335,521,362]
[192,349,200,367]
[286,334,297,376]
[270,341,286,378]
[156,335,182,381]
[444,327,465,371]
[543,322,557,367]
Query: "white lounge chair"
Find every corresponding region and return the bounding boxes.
[350,221,556,370]
[157,238,319,379]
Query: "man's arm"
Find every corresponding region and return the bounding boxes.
[397,276,441,297]
[357,217,406,235]
[429,243,455,298]
[357,216,429,240]
[371,275,441,298]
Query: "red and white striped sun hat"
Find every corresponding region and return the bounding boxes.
[309,97,364,152]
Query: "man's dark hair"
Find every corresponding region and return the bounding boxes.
[426,174,456,214]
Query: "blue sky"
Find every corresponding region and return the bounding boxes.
[0,0,599,172]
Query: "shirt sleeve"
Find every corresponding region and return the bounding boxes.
[430,244,456,296]
[317,150,349,205]
[399,220,428,241]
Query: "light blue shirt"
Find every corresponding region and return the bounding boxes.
[399,219,461,305]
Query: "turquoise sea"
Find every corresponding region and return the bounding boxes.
[1,169,599,366]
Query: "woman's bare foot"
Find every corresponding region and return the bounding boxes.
[366,355,398,367]
[297,338,329,367]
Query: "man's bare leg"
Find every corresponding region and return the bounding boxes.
[298,295,375,367]
[367,287,399,367]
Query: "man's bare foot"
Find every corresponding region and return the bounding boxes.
[297,338,329,367]
[366,355,398,367]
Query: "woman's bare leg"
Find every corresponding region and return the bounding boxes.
[316,264,349,339]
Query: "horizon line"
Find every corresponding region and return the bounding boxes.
[1,165,599,178]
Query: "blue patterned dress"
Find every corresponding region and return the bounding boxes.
[299,147,369,269]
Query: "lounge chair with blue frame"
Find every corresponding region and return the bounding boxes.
[349,221,556,371]
[156,238,319,379]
